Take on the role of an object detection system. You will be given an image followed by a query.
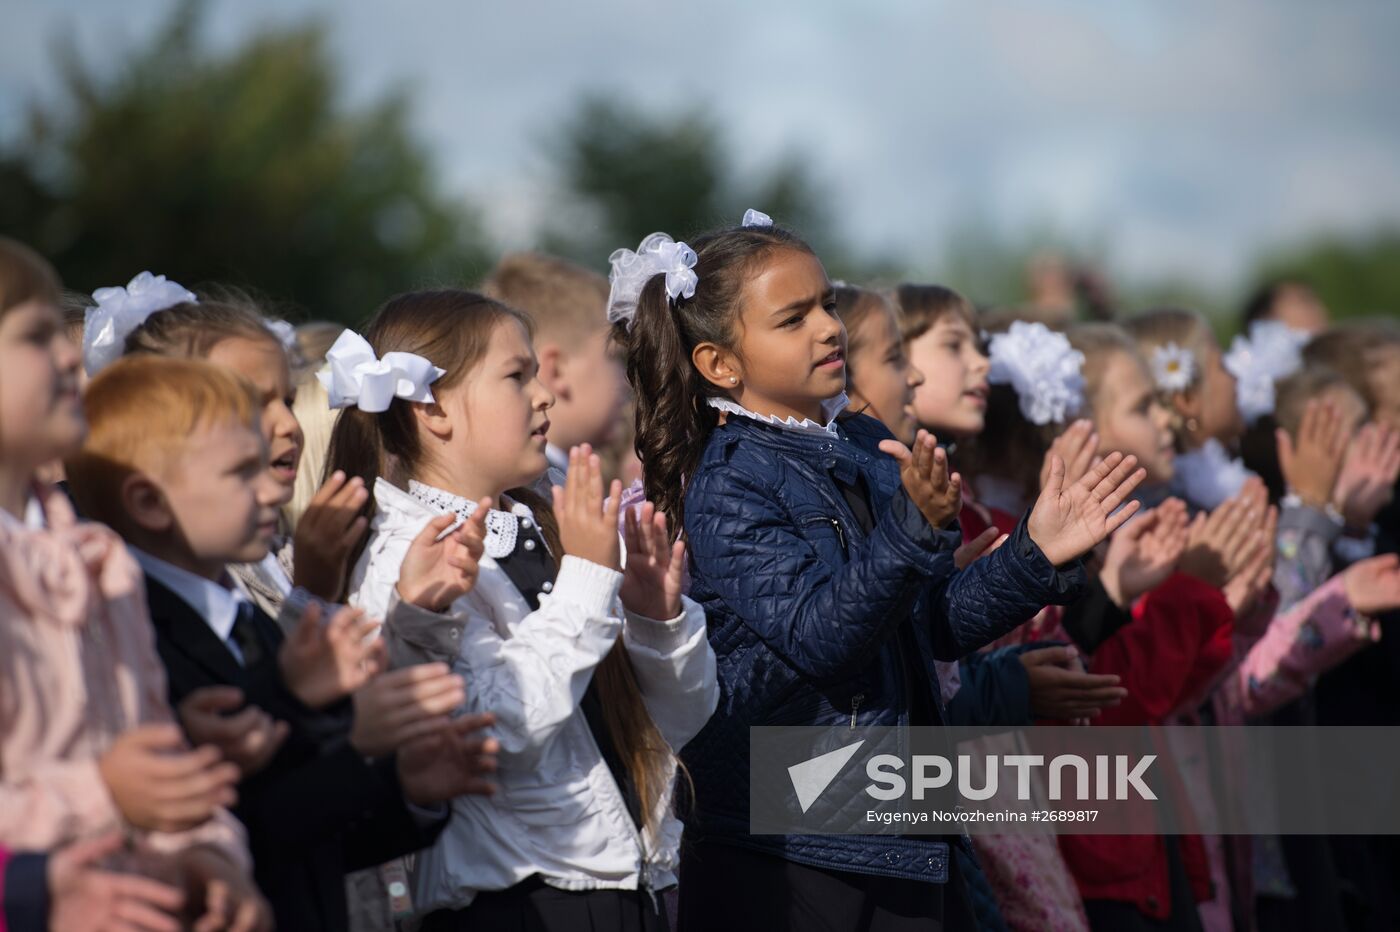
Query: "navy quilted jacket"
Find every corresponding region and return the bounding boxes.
[679,412,1085,883]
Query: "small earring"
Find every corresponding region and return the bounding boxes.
[1186,417,1200,434]
[729,376,738,385]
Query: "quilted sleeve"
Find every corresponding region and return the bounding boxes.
[1228,573,1377,719]
[930,516,1087,659]
[684,461,959,683]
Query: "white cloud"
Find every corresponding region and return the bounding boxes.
[4,0,1399,289]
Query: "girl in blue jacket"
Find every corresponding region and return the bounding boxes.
[608,214,1146,932]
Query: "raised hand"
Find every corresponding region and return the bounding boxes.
[291,470,370,601]
[177,687,289,778]
[552,444,622,570]
[1222,503,1278,616]
[396,713,501,805]
[1027,451,1146,567]
[1100,497,1191,608]
[1334,423,1400,531]
[954,526,1007,570]
[350,662,467,758]
[1343,553,1400,616]
[619,502,686,619]
[1276,399,1347,511]
[1178,477,1268,588]
[1040,419,1099,492]
[48,833,185,932]
[278,601,383,709]
[1019,645,1127,720]
[97,724,240,833]
[397,500,489,612]
[175,847,272,932]
[877,429,962,529]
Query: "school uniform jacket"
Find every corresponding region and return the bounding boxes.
[144,575,448,932]
[350,479,719,915]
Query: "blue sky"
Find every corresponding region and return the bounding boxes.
[5,0,1400,290]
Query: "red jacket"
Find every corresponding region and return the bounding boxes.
[1058,573,1234,919]
[962,500,1230,920]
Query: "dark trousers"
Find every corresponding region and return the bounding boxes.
[677,838,976,931]
[421,876,668,932]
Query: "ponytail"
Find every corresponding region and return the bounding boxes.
[613,224,814,539]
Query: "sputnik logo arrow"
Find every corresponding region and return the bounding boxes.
[788,739,866,813]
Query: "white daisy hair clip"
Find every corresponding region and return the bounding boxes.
[1222,320,1308,425]
[83,271,197,375]
[986,320,1086,426]
[606,232,699,330]
[1151,342,1196,392]
[318,329,445,413]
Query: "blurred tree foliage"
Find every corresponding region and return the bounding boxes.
[1248,229,1400,325]
[0,0,488,324]
[537,95,868,280]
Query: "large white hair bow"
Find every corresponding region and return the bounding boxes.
[1222,320,1308,425]
[317,329,445,413]
[606,232,698,329]
[83,271,197,375]
[987,320,1086,426]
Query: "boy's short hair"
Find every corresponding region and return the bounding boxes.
[1303,322,1400,412]
[480,252,609,343]
[1273,366,1366,437]
[66,355,262,533]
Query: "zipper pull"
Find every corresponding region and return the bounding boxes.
[829,517,846,550]
[850,692,864,729]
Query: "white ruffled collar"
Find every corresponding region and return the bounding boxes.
[406,480,538,560]
[1170,438,1256,511]
[707,392,849,438]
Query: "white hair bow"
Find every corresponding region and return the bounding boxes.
[1222,320,1308,425]
[741,208,773,228]
[83,271,197,375]
[317,329,445,413]
[987,320,1086,426]
[606,232,699,329]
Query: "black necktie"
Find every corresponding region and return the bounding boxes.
[228,601,263,667]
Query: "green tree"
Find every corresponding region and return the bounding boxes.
[1247,229,1400,324]
[0,0,488,324]
[539,95,860,277]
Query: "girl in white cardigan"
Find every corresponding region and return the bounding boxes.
[324,289,718,931]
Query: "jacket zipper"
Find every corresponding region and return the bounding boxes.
[829,517,847,550]
[849,692,864,729]
[577,717,659,913]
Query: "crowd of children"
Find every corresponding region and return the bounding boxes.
[1,207,1398,932]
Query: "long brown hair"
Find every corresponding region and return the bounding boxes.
[325,289,676,833]
[611,224,815,538]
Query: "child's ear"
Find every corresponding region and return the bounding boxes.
[412,400,453,444]
[692,342,744,391]
[537,344,570,401]
[122,474,174,533]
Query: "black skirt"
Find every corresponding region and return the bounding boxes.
[420,876,669,932]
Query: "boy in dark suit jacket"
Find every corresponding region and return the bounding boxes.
[68,356,498,931]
